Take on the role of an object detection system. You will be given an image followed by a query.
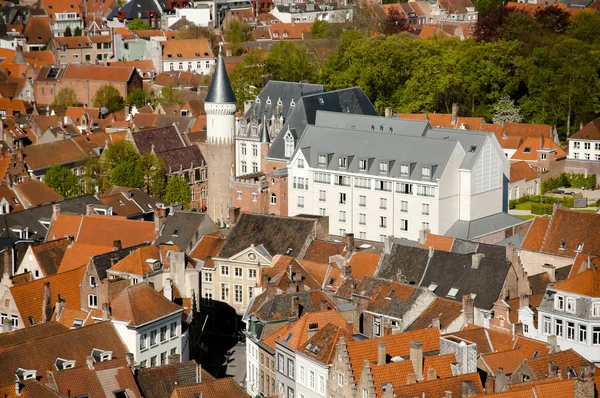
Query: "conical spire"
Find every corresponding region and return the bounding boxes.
[205,46,236,104]
[261,113,270,144]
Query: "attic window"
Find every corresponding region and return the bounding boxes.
[318,97,324,105]
[204,52,209,56]
[172,229,179,237]
[285,248,293,255]
[468,145,477,153]
[177,53,182,57]
[28,316,34,325]
[576,243,584,252]
[167,54,172,58]
[284,333,292,342]
[72,318,84,328]
[327,278,335,286]
[386,290,395,299]
[428,283,438,292]
[533,350,540,358]
[117,199,124,205]
[447,287,459,298]
[308,323,318,330]
[559,241,566,250]
[523,147,531,153]
[195,52,200,56]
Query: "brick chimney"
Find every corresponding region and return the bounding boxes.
[52,204,61,221]
[462,295,474,326]
[495,368,507,392]
[345,233,355,253]
[451,103,459,128]
[42,281,52,323]
[154,214,164,232]
[168,353,181,364]
[410,341,423,380]
[86,204,95,216]
[427,368,437,381]
[406,373,417,385]
[378,340,386,365]
[574,365,595,398]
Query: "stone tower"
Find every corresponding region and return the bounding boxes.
[202,48,236,226]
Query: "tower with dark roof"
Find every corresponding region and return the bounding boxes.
[202,49,236,224]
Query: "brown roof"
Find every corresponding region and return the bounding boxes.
[170,378,250,398]
[524,209,600,257]
[504,122,554,139]
[480,349,528,374]
[570,117,600,141]
[0,322,67,349]
[109,245,164,276]
[137,360,214,398]
[10,265,86,327]
[512,137,566,161]
[347,251,380,279]
[301,240,346,263]
[300,323,354,365]
[190,232,226,269]
[52,35,92,49]
[552,267,600,297]
[0,321,129,386]
[22,139,94,171]
[525,349,592,380]
[0,185,23,212]
[31,238,69,277]
[420,233,454,252]
[406,297,463,331]
[110,282,183,326]
[273,310,351,351]
[50,358,142,397]
[14,180,63,206]
[510,161,540,183]
[395,373,483,398]
[41,0,82,17]
[48,214,158,248]
[23,16,52,45]
[62,64,134,82]
[57,243,112,273]
[106,59,157,72]
[0,379,63,397]
[161,39,213,61]
[345,328,440,383]
[269,22,312,40]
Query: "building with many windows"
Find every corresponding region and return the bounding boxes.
[566,117,600,184]
[287,111,511,242]
[160,39,215,74]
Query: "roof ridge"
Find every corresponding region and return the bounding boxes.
[538,214,554,253]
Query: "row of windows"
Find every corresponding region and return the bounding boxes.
[572,142,600,150]
[311,177,434,197]
[203,284,254,305]
[542,316,600,344]
[139,347,177,368]
[317,155,432,179]
[211,266,257,279]
[298,365,325,393]
[571,153,600,161]
[317,191,430,213]
[0,313,18,328]
[554,294,600,316]
[168,61,211,71]
[240,160,259,174]
[237,191,258,202]
[240,143,259,156]
[140,322,178,350]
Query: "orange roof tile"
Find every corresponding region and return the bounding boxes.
[269,22,312,40]
[521,217,550,252]
[481,349,527,374]
[395,372,484,398]
[347,252,380,279]
[190,233,226,269]
[109,245,161,276]
[552,267,600,297]
[57,243,112,273]
[161,39,213,61]
[569,253,600,278]
[531,209,600,257]
[346,328,440,383]
[420,233,454,252]
[504,122,554,138]
[510,161,540,183]
[10,265,86,326]
[407,297,463,331]
[525,349,591,380]
[274,310,351,351]
[302,240,346,263]
[62,64,134,82]
[110,282,183,326]
[13,180,63,206]
[512,137,566,161]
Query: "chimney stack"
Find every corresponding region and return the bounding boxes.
[290,295,299,320]
[548,335,559,354]
[427,368,437,381]
[461,380,476,398]
[101,302,110,320]
[14,380,21,397]
[345,233,355,253]
[86,204,95,216]
[543,264,556,282]
[406,373,417,385]
[154,215,164,232]
[164,278,173,301]
[410,341,424,380]
[168,353,181,364]
[378,340,386,365]
[428,246,434,259]
[471,253,484,269]
[519,295,529,309]
[514,322,524,336]
[462,295,474,326]
[419,229,429,245]
[2,317,11,333]
[552,202,562,214]
[574,365,594,398]
[451,103,459,128]
[55,296,66,321]
[495,368,507,392]
[112,240,122,251]
[346,321,354,336]
[42,281,52,323]
[432,318,441,330]
[126,353,134,367]
[385,107,393,118]
[86,356,94,370]
[445,392,453,398]
[3,245,11,278]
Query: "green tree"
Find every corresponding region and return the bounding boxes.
[229,48,266,109]
[111,160,144,189]
[224,16,253,44]
[138,152,166,197]
[164,176,191,209]
[311,20,329,39]
[159,87,184,107]
[128,18,151,30]
[567,12,600,45]
[264,42,318,83]
[93,84,124,113]
[103,141,140,168]
[83,157,104,194]
[64,26,72,37]
[492,95,523,124]
[44,164,81,198]
[125,87,156,108]
[74,26,82,36]
[52,87,81,109]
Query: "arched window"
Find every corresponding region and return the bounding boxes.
[284,134,294,158]
[270,193,277,205]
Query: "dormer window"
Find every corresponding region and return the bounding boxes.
[555,295,565,310]
[379,161,388,174]
[566,297,576,313]
[338,157,347,169]
[54,358,76,370]
[422,166,431,178]
[447,287,459,298]
[523,147,531,153]
[298,159,304,168]
[284,131,294,158]
[559,241,566,250]
[576,243,584,252]
[400,164,409,176]
[91,348,112,362]
[359,159,367,171]
[593,302,600,317]
[318,154,327,167]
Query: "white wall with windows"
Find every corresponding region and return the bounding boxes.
[111,311,186,368]
[296,351,329,398]
[568,139,600,161]
[246,338,261,397]
[236,139,261,176]
[162,57,214,74]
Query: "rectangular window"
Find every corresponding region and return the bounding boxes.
[422,222,430,231]
[359,159,367,171]
[380,216,387,228]
[140,333,147,350]
[234,285,243,303]
[248,286,254,301]
[379,161,388,173]
[339,228,346,236]
[579,324,588,343]
[359,213,366,225]
[338,373,343,386]
[150,356,157,367]
[336,175,350,186]
[567,322,575,340]
[355,177,371,189]
[88,294,98,308]
[298,158,304,168]
[566,297,576,313]
[379,198,387,209]
[373,317,381,337]
[397,183,413,194]
[309,370,315,389]
[314,173,331,184]
[422,166,431,178]
[585,142,591,150]
[318,154,327,166]
[221,283,229,301]
[359,195,366,207]
[339,193,347,204]
[234,267,243,277]
[400,201,408,212]
[248,269,257,279]
[543,316,551,334]
[160,326,167,342]
[319,375,325,393]
[221,265,229,276]
[400,219,408,231]
[339,210,346,222]
[297,196,304,208]
[338,157,347,168]
[422,203,430,215]
[319,208,326,216]
[400,164,409,176]
[359,232,366,240]
[555,295,564,310]
[204,272,212,282]
[150,330,157,346]
[585,153,590,160]
[376,180,392,191]
[161,351,167,365]
[417,185,435,197]
[170,322,177,338]
[288,359,294,378]
[593,327,600,345]
[555,319,563,337]
[299,365,305,384]
[319,190,326,201]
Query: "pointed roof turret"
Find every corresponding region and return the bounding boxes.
[205,47,236,104]
[261,113,270,144]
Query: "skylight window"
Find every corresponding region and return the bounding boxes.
[318,96,325,105]
[172,229,179,237]
[284,333,292,342]
[195,52,200,56]
[177,53,182,57]
[167,54,172,58]
[576,243,584,252]
[386,290,395,299]
[468,145,477,153]
[428,283,438,292]
[72,319,84,328]
[447,287,459,298]
[523,147,531,153]
[559,241,566,250]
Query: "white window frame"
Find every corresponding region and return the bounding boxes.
[566,297,576,314]
[555,295,564,311]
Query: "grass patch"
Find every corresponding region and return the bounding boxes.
[516,215,536,221]
[515,202,533,210]
[574,209,598,213]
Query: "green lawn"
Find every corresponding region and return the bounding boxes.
[515,202,533,210]
[516,215,535,220]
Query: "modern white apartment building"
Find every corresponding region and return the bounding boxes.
[287,111,510,242]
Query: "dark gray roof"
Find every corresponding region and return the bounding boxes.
[91,243,149,280]
[108,0,162,20]
[205,51,236,104]
[131,126,185,154]
[494,234,525,250]
[444,212,526,241]
[376,244,430,285]
[419,250,511,310]
[217,213,318,259]
[244,80,324,121]
[267,87,379,160]
[154,211,217,253]
[154,114,196,134]
[450,239,507,259]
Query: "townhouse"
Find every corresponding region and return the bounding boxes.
[287,111,512,242]
[160,39,214,74]
[566,117,600,183]
[50,35,113,66]
[38,0,84,37]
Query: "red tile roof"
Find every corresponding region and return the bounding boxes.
[302,240,346,263]
[395,372,484,398]
[110,282,183,326]
[407,297,463,331]
[510,161,540,183]
[571,117,600,141]
[512,137,566,161]
[552,267,600,297]
[273,310,351,351]
[62,64,135,82]
[420,233,454,252]
[347,252,380,279]
[13,180,63,206]
[57,243,112,273]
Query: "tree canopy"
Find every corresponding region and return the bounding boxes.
[125,87,156,109]
[44,164,81,198]
[52,87,81,109]
[164,176,192,209]
[128,18,151,30]
[93,84,124,113]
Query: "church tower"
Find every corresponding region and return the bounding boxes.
[203,49,236,225]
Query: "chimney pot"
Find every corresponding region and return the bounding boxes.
[428,246,434,258]
[471,253,484,269]
[451,103,459,127]
[410,340,424,380]
[385,107,393,118]
[345,233,355,253]
[86,204,95,216]
[495,368,507,392]
[101,302,110,320]
[427,368,437,381]
[462,295,475,326]
[378,340,386,365]
[543,264,556,282]
[548,335,559,353]
[86,356,94,370]
[406,373,417,385]
[52,204,61,220]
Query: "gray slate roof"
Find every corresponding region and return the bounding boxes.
[376,244,430,284]
[244,80,324,121]
[267,87,379,160]
[205,51,236,104]
[444,212,525,241]
[154,211,217,253]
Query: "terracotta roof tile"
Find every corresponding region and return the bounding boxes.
[552,267,600,297]
[0,379,63,397]
[346,328,440,383]
[62,64,135,82]
[14,180,63,207]
[302,240,346,263]
[481,349,528,374]
[510,161,540,183]
[274,310,351,351]
[0,321,129,386]
[347,252,380,279]
[137,360,214,398]
[569,253,600,278]
[512,137,566,161]
[534,210,600,257]
[110,282,183,326]
[420,233,454,252]
[571,117,600,141]
[0,321,67,349]
[407,297,463,331]
[525,349,592,380]
[108,245,162,276]
[300,323,354,365]
[57,243,112,273]
[0,185,23,212]
[161,39,213,61]
[22,139,93,171]
[269,22,312,40]
[521,217,550,252]
[395,372,484,398]
[31,238,69,276]
[504,122,554,139]
[170,377,249,398]
[23,16,52,45]
[10,265,86,327]
[190,233,226,268]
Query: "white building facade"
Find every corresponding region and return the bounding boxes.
[287,112,508,242]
